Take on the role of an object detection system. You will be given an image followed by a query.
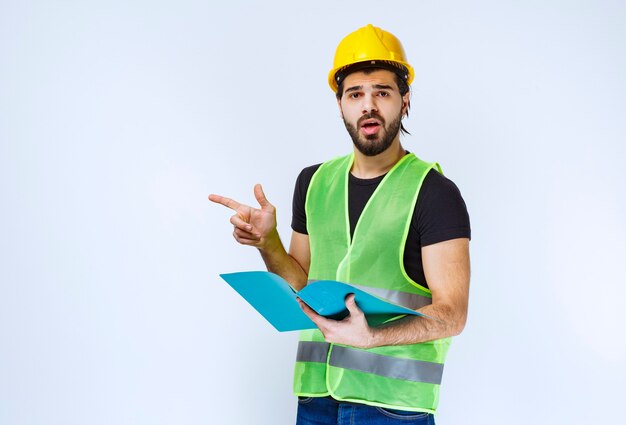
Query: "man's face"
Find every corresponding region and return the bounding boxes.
[337,69,409,157]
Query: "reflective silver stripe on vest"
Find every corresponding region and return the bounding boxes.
[296,341,330,363]
[349,283,432,310]
[329,346,444,385]
[307,280,432,310]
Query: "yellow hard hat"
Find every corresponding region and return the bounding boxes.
[328,24,414,92]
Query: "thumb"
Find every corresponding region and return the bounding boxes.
[254,184,272,209]
[345,293,363,317]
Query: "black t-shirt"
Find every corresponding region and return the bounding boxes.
[291,160,471,289]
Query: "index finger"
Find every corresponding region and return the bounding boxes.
[208,194,242,211]
[297,298,326,323]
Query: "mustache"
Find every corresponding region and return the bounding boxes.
[357,112,385,127]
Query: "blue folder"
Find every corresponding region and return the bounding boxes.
[219,271,425,332]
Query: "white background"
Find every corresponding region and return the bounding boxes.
[1,1,625,424]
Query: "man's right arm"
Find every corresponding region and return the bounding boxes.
[208,184,310,291]
[260,230,310,291]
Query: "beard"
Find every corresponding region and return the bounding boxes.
[343,111,403,157]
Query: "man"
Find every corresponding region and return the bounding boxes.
[210,24,470,424]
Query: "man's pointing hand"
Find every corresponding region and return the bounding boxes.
[209,184,278,249]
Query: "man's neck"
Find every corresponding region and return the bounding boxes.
[350,140,406,179]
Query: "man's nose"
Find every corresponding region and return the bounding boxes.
[361,94,378,114]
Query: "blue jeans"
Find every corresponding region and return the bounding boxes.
[296,396,436,425]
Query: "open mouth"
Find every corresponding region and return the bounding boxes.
[360,119,381,135]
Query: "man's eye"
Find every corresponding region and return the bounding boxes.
[378,92,389,97]
[349,93,360,99]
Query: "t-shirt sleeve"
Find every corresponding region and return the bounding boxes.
[413,169,471,247]
[291,164,322,234]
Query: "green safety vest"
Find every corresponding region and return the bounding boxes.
[293,152,451,414]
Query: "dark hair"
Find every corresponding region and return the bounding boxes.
[335,65,411,136]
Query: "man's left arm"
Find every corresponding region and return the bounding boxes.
[298,237,470,348]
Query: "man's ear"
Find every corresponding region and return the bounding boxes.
[337,97,343,117]
[401,91,411,116]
